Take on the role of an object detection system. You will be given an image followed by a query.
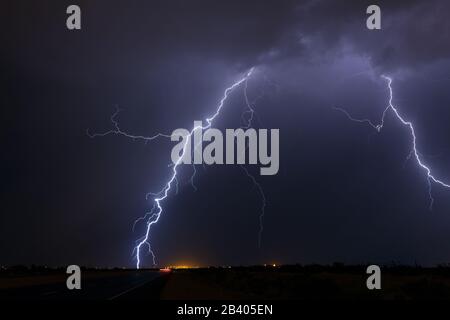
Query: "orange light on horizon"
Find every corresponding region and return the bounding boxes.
[165,265,200,269]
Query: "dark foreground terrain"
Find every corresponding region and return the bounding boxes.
[162,265,450,300]
[0,268,170,300]
[3,265,450,300]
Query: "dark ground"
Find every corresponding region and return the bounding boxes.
[3,265,450,300]
[161,264,450,300]
[0,268,170,300]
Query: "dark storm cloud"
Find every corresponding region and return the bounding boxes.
[3,0,299,78]
[9,0,448,82]
[183,0,450,73]
[280,0,450,72]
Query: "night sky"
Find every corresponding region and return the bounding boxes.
[3,0,450,268]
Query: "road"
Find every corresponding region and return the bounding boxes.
[0,270,170,300]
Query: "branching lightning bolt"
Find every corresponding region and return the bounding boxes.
[334,75,450,209]
[133,68,255,268]
[90,68,255,268]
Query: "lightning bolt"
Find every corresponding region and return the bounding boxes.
[334,75,450,209]
[87,107,172,142]
[90,68,255,268]
[240,165,266,248]
[133,68,255,268]
[241,79,267,248]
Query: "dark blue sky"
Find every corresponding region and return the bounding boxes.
[3,0,450,268]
